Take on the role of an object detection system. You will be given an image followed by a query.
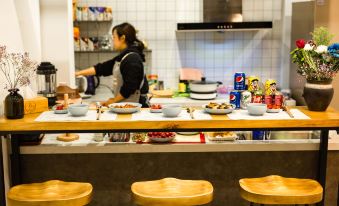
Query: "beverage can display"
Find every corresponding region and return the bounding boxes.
[241,90,252,109]
[265,79,277,95]
[230,90,241,109]
[234,72,246,90]
[248,76,260,92]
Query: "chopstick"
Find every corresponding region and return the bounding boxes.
[282,105,294,118]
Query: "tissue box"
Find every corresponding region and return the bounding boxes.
[24,97,49,114]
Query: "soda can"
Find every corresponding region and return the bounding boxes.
[230,90,241,109]
[234,72,246,90]
[251,90,263,103]
[264,95,273,105]
[252,130,265,140]
[241,90,252,109]
[274,94,284,108]
[265,79,277,95]
[248,76,260,92]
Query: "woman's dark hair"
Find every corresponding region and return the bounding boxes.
[113,23,144,52]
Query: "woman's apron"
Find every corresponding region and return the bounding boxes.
[112,52,148,105]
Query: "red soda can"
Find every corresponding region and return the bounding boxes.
[252,95,263,103]
[264,95,273,109]
[274,94,283,108]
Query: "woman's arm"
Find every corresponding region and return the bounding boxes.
[75,67,96,76]
[76,58,116,77]
[101,93,125,106]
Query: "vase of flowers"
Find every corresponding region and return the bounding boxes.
[0,46,37,119]
[291,27,339,111]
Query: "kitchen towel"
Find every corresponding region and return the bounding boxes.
[132,110,212,121]
[227,109,310,120]
[35,110,117,122]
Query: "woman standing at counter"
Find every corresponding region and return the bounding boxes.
[76,22,149,107]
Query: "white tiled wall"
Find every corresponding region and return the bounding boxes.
[77,0,283,89]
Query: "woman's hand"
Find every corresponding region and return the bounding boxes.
[101,98,115,107]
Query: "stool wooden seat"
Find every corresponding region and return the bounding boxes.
[131,178,213,206]
[239,175,323,205]
[7,180,93,206]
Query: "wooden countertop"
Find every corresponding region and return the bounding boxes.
[0,107,339,133]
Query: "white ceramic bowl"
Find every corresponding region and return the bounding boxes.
[109,102,141,114]
[68,104,89,116]
[247,103,267,116]
[162,104,182,117]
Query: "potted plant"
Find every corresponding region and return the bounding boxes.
[0,46,37,119]
[291,27,339,111]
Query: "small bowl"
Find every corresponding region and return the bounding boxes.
[162,104,182,117]
[52,105,68,114]
[247,103,267,116]
[68,104,89,116]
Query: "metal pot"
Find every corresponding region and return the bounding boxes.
[189,77,222,93]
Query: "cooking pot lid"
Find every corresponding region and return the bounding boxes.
[191,77,218,85]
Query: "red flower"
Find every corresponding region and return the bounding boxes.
[296,39,306,49]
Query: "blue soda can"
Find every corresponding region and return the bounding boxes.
[230,90,241,109]
[234,72,246,90]
[252,130,265,140]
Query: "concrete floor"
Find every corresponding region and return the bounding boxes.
[19,151,339,206]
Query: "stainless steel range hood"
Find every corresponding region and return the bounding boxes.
[177,0,272,32]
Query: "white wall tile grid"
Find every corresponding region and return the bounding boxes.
[76,0,283,89]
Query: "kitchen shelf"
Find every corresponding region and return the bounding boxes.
[73,20,112,23]
[75,49,152,53]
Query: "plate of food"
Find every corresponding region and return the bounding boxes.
[203,102,235,114]
[206,131,238,141]
[147,132,176,143]
[108,102,141,114]
[52,104,68,114]
[150,104,162,113]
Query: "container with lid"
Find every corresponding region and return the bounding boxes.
[36,62,57,106]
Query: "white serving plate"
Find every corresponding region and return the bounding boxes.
[267,108,282,113]
[109,102,141,114]
[202,104,235,114]
[190,92,217,100]
[149,136,175,143]
[206,132,238,141]
[150,108,162,113]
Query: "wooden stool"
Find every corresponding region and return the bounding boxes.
[239,175,323,205]
[7,180,93,206]
[131,177,213,206]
